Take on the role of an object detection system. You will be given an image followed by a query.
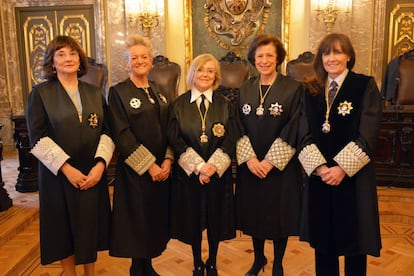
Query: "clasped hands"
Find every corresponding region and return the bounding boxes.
[246,158,273,179]
[198,163,217,185]
[316,165,346,186]
[148,158,172,182]
[61,161,105,190]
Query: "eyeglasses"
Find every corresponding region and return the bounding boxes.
[196,68,216,75]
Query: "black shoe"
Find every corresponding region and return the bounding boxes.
[245,256,267,276]
[192,262,205,276]
[205,259,218,276]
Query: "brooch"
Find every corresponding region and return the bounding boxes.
[269,102,283,116]
[242,104,251,115]
[337,101,353,116]
[129,98,141,109]
[212,123,225,137]
[88,113,99,128]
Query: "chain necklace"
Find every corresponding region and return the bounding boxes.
[322,82,338,133]
[141,87,155,104]
[197,97,209,143]
[256,76,275,116]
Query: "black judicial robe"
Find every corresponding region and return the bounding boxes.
[299,71,382,256]
[168,91,237,244]
[236,74,303,239]
[26,79,111,265]
[108,79,170,258]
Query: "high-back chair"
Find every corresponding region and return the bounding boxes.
[396,51,414,105]
[148,55,181,100]
[286,51,315,82]
[217,51,251,103]
[79,57,108,95]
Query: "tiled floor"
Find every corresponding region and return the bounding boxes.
[1,151,414,275]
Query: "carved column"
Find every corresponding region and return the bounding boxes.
[12,115,38,192]
[0,124,13,211]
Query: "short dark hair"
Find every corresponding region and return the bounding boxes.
[43,35,89,80]
[247,34,286,68]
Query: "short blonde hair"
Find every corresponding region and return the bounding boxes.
[124,34,153,61]
[186,54,221,90]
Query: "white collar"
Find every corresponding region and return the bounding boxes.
[328,69,349,87]
[190,88,213,103]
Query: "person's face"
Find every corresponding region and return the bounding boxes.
[194,60,216,92]
[322,41,350,79]
[127,44,152,77]
[53,46,80,76]
[254,43,277,77]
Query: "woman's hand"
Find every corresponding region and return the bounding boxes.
[80,161,106,190]
[158,158,172,181]
[60,162,88,189]
[246,158,267,179]
[199,163,217,178]
[199,173,210,185]
[320,165,346,186]
[260,159,274,177]
[148,163,163,182]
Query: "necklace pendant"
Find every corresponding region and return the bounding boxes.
[256,106,264,116]
[322,122,331,133]
[148,97,155,104]
[200,133,208,143]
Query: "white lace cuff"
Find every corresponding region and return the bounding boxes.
[298,144,327,176]
[333,142,371,177]
[30,136,70,175]
[94,134,115,167]
[125,145,156,175]
[265,138,296,171]
[178,147,205,176]
[207,148,231,178]
[236,135,256,165]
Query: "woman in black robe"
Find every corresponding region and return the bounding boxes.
[26,35,114,276]
[298,33,382,276]
[168,53,237,276]
[107,35,172,276]
[236,34,303,276]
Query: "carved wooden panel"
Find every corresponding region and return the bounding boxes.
[15,5,95,104]
[386,1,414,60]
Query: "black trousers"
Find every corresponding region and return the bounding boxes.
[315,251,367,276]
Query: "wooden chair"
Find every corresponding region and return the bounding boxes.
[217,51,251,103]
[79,57,108,96]
[286,51,315,82]
[396,52,414,105]
[148,55,181,100]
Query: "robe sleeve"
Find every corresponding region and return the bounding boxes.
[108,86,155,175]
[264,84,303,171]
[94,98,115,167]
[297,87,327,176]
[26,87,70,175]
[333,78,382,177]
[167,101,204,176]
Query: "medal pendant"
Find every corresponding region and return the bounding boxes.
[200,133,208,143]
[322,122,331,133]
[256,106,264,116]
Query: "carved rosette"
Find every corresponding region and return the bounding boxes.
[204,0,272,51]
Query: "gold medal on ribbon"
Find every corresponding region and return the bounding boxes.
[200,133,208,143]
[256,106,264,116]
[322,121,331,133]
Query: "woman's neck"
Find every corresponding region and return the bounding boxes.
[58,74,78,92]
[260,72,277,85]
[130,75,149,88]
